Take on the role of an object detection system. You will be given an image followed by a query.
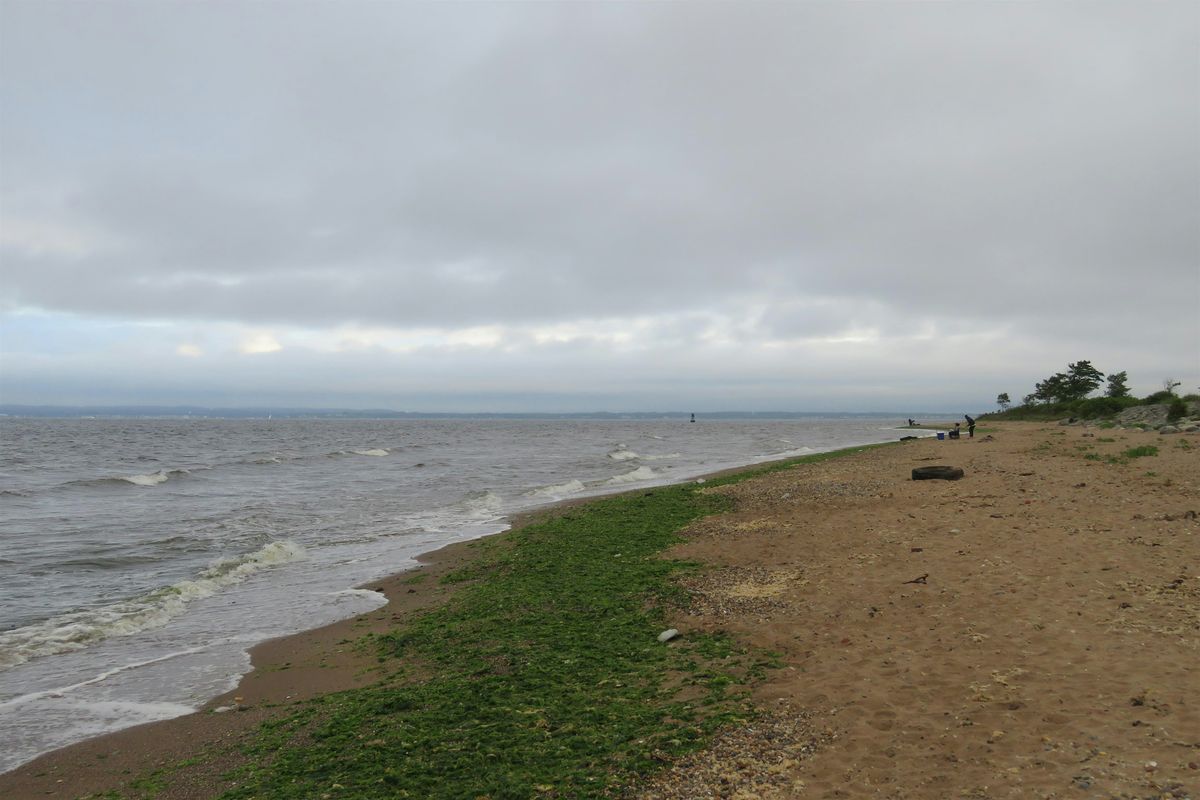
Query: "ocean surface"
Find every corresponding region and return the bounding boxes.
[0,416,922,772]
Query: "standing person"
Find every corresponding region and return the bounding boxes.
[965,414,976,438]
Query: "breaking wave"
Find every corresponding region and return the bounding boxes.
[351,449,390,457]
[55,469,195,491]
[121,471,172,487]
[0,540,307,670]
[607,447,640,461]
[604,466,659,486]
[524,479,586,500]
[453,490,505,520]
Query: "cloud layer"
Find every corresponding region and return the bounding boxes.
[2,2,1197,410]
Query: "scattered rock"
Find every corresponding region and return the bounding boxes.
[657,628,679,643]
[1116,404,1170,427]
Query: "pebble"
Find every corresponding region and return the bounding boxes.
[657,629,679,643]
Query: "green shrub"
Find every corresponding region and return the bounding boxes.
[984,395,1141,422]
[1074,396,1139,419]
[1167,398,1187,422]
[1142,390,1176,405]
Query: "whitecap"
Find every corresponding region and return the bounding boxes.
[607,448,640,461]
[120,471,170,487]
[524,479,586,499]
[352,449,390,457]
[0,540,307,670]
[454,490,505,520]
[604,466,658,486]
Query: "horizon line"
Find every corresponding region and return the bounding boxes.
[0,403,967,419]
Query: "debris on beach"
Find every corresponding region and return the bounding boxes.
[657,628,679,642]
[911,465,965,480]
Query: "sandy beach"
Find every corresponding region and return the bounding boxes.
[3,421,1197,799]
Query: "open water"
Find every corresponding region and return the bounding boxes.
[0,415,921,772]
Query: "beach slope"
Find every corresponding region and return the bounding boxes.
[3,422,1197,799]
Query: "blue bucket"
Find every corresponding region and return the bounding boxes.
[936,432,945,440]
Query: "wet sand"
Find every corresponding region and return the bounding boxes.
[4,422,1197,799]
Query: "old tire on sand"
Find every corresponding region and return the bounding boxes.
[912,465,964,481]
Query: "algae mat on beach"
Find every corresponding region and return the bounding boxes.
[216,467,809,800]
[78,449,865,800]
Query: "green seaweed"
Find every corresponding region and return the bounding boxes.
[101,445,887,799]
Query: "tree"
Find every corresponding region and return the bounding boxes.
[1163,378,1182,394]
[1030,361,1105,404]
[1062,360,1105,401]
[996,392,1011,411]
[1105,371,1130,398]
[1033,373,1069,403]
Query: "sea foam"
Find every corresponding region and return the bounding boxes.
[0,540,307,670]
[524,479,586,499]
[604,466,658,485]
[120,471,171,487]
[454,490,505,520]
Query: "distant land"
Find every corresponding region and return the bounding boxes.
[0,405,954,420]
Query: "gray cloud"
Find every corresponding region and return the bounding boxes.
[1,1,1197,408]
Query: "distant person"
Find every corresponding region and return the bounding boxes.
[964,414,976,438]
[949,422,961,439]
[907,418,916,427]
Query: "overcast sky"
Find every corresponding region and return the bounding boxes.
[1,1,1197,412]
